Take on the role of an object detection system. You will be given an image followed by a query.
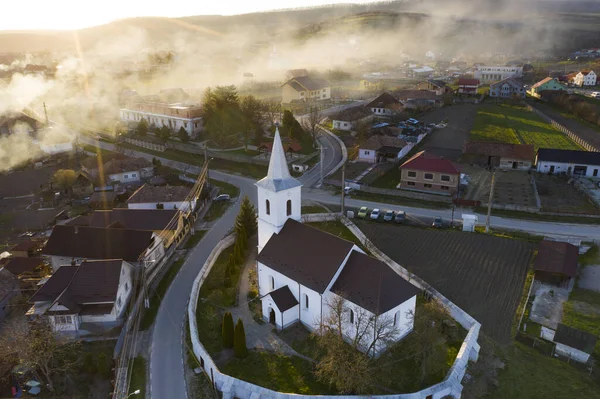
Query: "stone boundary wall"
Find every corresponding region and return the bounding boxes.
[188,215,481,399]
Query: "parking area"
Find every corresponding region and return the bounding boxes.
[420,104,478,161]
[535,174,600,214]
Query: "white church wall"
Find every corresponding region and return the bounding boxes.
[299,284,323,330]
[257,185,302,250]
[282,306,299,329]
[257,261,299,298]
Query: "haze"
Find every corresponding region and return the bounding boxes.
[3,0,371,30]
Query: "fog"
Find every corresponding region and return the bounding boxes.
[0,0,589,171]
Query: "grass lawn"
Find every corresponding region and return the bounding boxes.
[209,178,240,198]
[81,144,117,156]
[489,342,600,399]
[140,258,185,330]
[301,205,328,214]
[129,357,147,398]
[183,230,207,250]
[570,288,600,308]
[204,201,233,222]
[580,244,599,266]
[227,148,261,157]
[470,104,581,150]
[221,351,334,395]
[562,301,600,336]
[370,167,400,189]
[349,190,452,209]
[306,220,365,250]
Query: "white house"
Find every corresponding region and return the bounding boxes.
[568,70,597,87]
[536,149,600,178]
[29,260,133,334]
[489,78,526,98]
[281,76,331,104]
[126,184,197,212]
[255,128,420,356]
[331,106,373,132]
[358,135,410,164]
[474,65,523,83]
[120,101,203,138]
[41,225,165,272]
[552,324,598,364]
[81,156,154,184]
[365,92,402,116]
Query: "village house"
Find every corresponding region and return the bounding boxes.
[28,260,133,334]
[41,225,165,272]
[567,70,597,87]
[359,79,385,91]
[533,240,578,286]
[8,240,42,258]
[365,92,402,116]
[255,128,419,356]
[457,78,480,95]
[463,142,534,170]
[81,156,154,184]
[126,184,197,212]
[71,171,95,197]
[528,77,567,99]
[120,100,203,138]
[1,257,45,279]
[416,80,452,95]
[535,148,600,177]
[399,151,460,195]
[331,106,373,132]
[552,324,598,364]
[489,78,526,99]
[358,135,409,164]
[474,65,523,83]
[281,76,331,104]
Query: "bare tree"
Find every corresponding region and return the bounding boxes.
[262,99,281,127]
[301,105,322,147]
[0,316,81,390]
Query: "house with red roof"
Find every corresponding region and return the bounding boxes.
[567,70,597,87]
[457,78,480,95]
[399,151,460,195]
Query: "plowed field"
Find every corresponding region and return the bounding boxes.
[356,221,535,342]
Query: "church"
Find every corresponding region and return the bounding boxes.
[255,128,420,356]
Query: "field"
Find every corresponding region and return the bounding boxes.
[531,102,600,150]
[355,221,535,342]
[470,104,581,150]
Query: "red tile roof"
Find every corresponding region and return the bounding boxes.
[533,240,578,278]
[400,151,460,175]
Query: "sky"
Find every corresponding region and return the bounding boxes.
[3,0,373,30]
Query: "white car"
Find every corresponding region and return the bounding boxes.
[370,208,381,220]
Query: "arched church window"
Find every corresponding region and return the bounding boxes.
[270,276,275,290]
[266,199,270,215]
[286,200,292,216]
[349,309,354,324]
[304,294,309,309]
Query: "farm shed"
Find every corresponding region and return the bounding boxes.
[533,240,578,285]
[553,324,598,363]
[463,141,534,171]
[535,149,600,177]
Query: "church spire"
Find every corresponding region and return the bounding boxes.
[255,125,302,193]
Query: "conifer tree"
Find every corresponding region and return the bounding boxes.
[222,312,234,348]
[234,318,248,358]
[235,196,257,237]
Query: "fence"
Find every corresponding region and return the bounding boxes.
[188,215,481,399]
[525,104,599,152]
[325,178,453,203]
[124,138,167,152]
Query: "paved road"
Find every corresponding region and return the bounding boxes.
[149,171,257,399]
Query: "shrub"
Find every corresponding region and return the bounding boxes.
[222,312,234,348]
[234,318,248,358]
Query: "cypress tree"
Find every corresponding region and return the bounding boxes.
[224,254,235,287]
[222,312,234,348]
[235,196,257,237]
[234,318,248,358]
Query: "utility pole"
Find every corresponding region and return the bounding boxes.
[318,144,327,188]
[43,102,49,126]
[341,163,346,215]
[485,171,496,233]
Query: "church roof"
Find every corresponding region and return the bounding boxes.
[256,219,354,293]
[331,251,420,315]
[267,285,298,312]
[255,127,302,192]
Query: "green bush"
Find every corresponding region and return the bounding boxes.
[222,312,234,348]
[234,318,248,358]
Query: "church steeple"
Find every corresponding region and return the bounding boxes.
[255,126,301,193]
[255,125,303,252]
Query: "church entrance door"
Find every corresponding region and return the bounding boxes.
[269,308,276,325]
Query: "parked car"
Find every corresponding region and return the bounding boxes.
[394,211,406,223]
[344,186,355,195]
[383,210,395,221]
[370,208,381,220]
[357,207,368,218]
[214,194,231,202]
[432,216,443,228]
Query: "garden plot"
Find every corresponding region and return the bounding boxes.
[535,174,600,215]
[476,171,538,209]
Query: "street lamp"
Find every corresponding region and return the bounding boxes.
[126,389,141,398]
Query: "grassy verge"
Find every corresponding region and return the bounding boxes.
[301,205,328,214]
[348,190,452,210]
[184,231,207,250]
[221,352,334,395]
[570,289,600,307]
[489,341,600,399]
[474,206,600,225]
[306,220,364,249]
[140,258,185,330]
[369,168,400,189]
[129,357,147,398]
[580,244,599,266]
[209,178,240,198]
[80,144,117,156]
[204,201,233,222]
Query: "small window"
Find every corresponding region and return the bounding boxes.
[132,173,137,178]
[266,199,270,215]
[424,183,433,188]
[286,200,292,216]
[407,181,416,186]
[424,173,434,180]
[305,294,309,309]
[125,282,129,292]
[441,175,450,182]
[117,297,122,307]
[124,174,129,178]
[408,171,417,178]
[270,276,275,290]
[349,309,354,324]
[441,185,449,190]
[364,151,370,155]
[394,312,397,326]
